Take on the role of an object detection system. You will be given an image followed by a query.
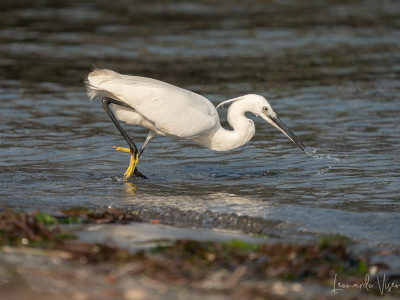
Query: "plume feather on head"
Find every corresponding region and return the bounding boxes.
[216,96,245,109]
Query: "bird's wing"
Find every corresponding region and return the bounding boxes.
[87,69,219,139]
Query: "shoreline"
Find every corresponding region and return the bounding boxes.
[1,208,398,299]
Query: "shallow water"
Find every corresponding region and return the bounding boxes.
[1,0,399,250]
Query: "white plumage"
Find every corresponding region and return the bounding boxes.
[87,69,218,140]
[86,69,305,177]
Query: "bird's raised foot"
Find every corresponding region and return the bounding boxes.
[113,146,146,180]
[113,146,131,154]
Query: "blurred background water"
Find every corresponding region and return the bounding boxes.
[0,0,399,250]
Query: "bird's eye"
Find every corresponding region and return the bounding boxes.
[263,107,269,112]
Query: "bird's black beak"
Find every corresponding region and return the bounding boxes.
[268,116,306,151]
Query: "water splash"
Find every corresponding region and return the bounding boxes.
[305,148,340,174]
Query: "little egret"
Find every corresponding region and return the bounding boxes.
[86,69,305,180]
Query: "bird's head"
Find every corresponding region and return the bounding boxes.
[218,94,306,151]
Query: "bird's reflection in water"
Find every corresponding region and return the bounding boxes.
[124,182,137,195]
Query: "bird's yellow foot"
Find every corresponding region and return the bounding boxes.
[113,146,139,181]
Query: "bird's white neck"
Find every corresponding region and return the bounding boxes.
[194,100,256,151]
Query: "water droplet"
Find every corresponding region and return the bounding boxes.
[305,147,340,174]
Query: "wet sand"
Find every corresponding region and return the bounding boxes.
[1,208,395,300]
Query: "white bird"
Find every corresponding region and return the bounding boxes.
[86,69,305,180]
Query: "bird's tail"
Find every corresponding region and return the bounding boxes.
[85,69,120,100]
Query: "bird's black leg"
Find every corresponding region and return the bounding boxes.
[102,97,147,179]
[102,97,137,151]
